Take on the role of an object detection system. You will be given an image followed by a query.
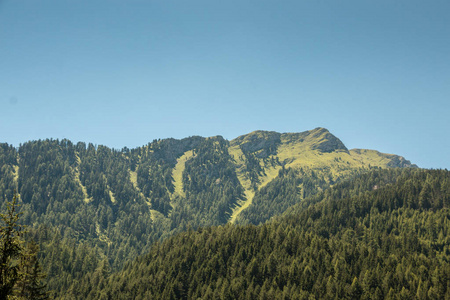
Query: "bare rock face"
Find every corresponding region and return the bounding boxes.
[351,149,418,168]
[232,131,281,158]
[309,128,349,153]
[386,155,418,168]
[232,127,351,157]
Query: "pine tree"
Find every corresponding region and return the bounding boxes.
[0,193,24,300]
[0,193,48,299]
[348,277,362,299]
[18,241,48,299]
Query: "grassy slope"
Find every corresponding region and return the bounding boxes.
[278,128,414,173]
[350,148,406,166]
[13,164,20,199]
[171,150,194,200]
[228,145,255,223]
[228,128,415,222]
[228,144,283,223]
[74,155,92,204]
[129,149,196,223]
[129,166,161,221]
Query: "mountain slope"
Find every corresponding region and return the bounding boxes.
[83,168,450,299]
[0,128,417,297]
[230,127,416,224]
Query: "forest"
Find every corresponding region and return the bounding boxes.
[1,128,436,299]
[70,168,448,299]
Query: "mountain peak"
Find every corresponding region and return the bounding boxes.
[308,127,348,153]
[231,130,281,158]
[279,128,348,153]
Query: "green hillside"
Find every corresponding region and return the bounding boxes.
[0,128,416,297]
[230,128,416,225]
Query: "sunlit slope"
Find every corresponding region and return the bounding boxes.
[349,148,417,168]
[229,127,416,223]
[233,127,415,176]
[228,143,282,223]
[75,155,91,204]
[171,150,195,199]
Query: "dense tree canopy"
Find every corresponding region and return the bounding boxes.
[75,169,450,299]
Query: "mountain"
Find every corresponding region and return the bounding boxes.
[0,128,417,297]
[229,127,416,225]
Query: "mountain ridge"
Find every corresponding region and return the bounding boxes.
[231,127,415,167]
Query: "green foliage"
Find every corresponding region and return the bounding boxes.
[0,194,24,299]
[18,241,48,300]
[173,136,244,227]
[0,137,244,297]
[236,163,376,225]
[0,144,17,208]
[0,194,48,300]
[86,169,450,299]
[235,166,356,225]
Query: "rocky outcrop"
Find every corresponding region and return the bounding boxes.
[351,149,418,168]
[386,155,418,168]
[309,128,349,153]
[231,131,281,158]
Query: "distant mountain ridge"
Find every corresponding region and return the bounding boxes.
[0,127,417,227]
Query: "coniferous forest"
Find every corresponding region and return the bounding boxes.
[2,128,448,299]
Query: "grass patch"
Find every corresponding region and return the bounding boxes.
[129,166,157,219]
[129,169,138,188]
[74,155,92,204]
[171,150,194,199]
[108,190,116,204]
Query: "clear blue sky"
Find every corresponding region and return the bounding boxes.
[1,0,449,169]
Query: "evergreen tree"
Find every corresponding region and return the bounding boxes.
[0,193,24,299]
[17,241,48,299]
[0,194,48,299]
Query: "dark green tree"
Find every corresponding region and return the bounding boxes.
[0,194,48,299]
[18,241,48,299]
[0,193,24,299]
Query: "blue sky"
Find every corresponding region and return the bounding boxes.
[1,0,449,169]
